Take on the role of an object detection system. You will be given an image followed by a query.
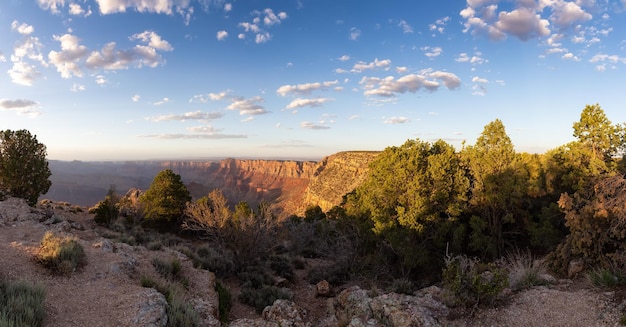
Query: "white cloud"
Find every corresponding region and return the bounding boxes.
[589,53,626,64]
[147,110,223,122]
[237,8,287,44]
[227,96,268,115]
[95,75,108,85]
[276,80,338,96]
[550,1,592,29]
[132,94,141,102]
[142,126,247,139]
[422,46,443,58]
[360,71,461,98]
[217,30,228,40]
[153,97,170,105]
[255,32,271,44]
[95,0,191,16]
[301,122,330,130]
[37,0,66,13]
[71,83,86,92]
[562,52,580,61]
[429,16,450,34]
[455,52,486,64]
[11,21,34,35]
[338,55,351,62]
[384,116,410,124]
[398,19,413,34]
[495,8,551,41]
[224,3,232,12]
[130,31,173,51]
[471,76,489,96]
[48,34,89,78]
[349,27,361,40]
[351,58,392,73]
[263,8,287,26]
[8,61,41,86]
[285,98,334,110]
[396,66,408,74]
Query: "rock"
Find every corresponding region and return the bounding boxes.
[568,259,585,278]
[190,298,221,327]
[92,239,115,252]
[262,300,310,327]
[132,288,168,327]
[328,286,449,327]
[228,318,279,327]
[316,280,332,297]
[0,197,45,222]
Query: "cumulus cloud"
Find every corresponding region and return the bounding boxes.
[48,34,89,78]
[461,2,552,41]
[37,0,66,13]
[471,76,489,96]
[351,58,392,73]
[384,116,410,124]
[190,90,232,103]
[360,70,461,98]
[455,52,486,64]
[550,1,592,29]
[429,16,450,34]
[338,55,351,62]
[132,94,141,102]
[8,22,46,86]
[276,80,338,96]
[152,97,170,106]
[238,8,287,44]
[227,96,268,115]
[11,20,34,35]
[301,122,330,130]
[217,30,228,40]
[224,3,232,11]
[130,31,173,51]
[95,0,191,16]
[422,46,443,58]
[285,98,334,110]
[71,83,86,92]
[589,53,626,64]
[146,110,223,122]
[562,52,580,61]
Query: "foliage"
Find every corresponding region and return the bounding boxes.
[462,119,529,259]
[140,169,191,229]
[0,129,52,206]
[442,254,508,308]
[0,280,46,327]
[572,103,625,160]
[388,278,415,295]
[215,281,231,323]
[91,185,120,226]
[238,285,291,314]
[548,175,626,274]
[37,231,86,275]
[167,294,200,327]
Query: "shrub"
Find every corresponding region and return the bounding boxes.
[269,255,295,281]
[0,280,46,327]
[238,285,290,314]
[442,255,508,308]
[152,258,182,281]
[388,278,415,295]
[92,186,119,226]
[37,231,86,275]
[167,294,200,327]
[215,281,231,323]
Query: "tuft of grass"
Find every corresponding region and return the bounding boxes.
[37,231,86,275]
[586,267,626,288]
[0,280,46,327]
[152,257,183,281]
[503,249,548,291]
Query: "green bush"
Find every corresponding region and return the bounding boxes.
[442,255,508,308]
[167,295,200,327]
[388,278,415,295]
[269,255,295,281]
[238,285,290,314]
[215,281,231,323]
[37,231,86,275]
[0,280,46,327]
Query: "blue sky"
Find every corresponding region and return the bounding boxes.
[1,0,625,161]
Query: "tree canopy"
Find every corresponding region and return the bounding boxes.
[0,129,52,206]
[140,169,191,228]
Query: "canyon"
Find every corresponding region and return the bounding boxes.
[45,151,380,218]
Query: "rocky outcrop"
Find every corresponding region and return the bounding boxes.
[299,151,379,215]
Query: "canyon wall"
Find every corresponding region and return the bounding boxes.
[46,152,379,218]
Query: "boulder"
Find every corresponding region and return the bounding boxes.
[132,288,168,327]
[568,259,585,278]
[316,280,332,297]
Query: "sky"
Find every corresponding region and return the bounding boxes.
[1,0,625,161]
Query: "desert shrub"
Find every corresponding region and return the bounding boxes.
[239,266,274,289]
[586,267,626,288]
[307,261,351,285]
[269,255,295,281]
[152,258,182,281]
[37,231,86,275]
[442,255,508,308]
[147,241,163,251]
[140,169,191,230]
[548,176,626,275]
[192,245,234,277]
[388,278,415,295]
[238,285,290,314]
[503,249,548,291]
[0,280,46,327]
[92,186,120,226]
[167,295,200,327]
[215,281,231,323]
